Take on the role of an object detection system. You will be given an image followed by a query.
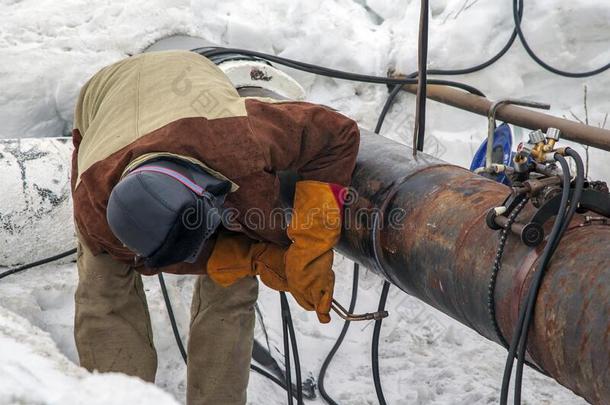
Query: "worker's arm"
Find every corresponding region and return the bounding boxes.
[246,99,360,323]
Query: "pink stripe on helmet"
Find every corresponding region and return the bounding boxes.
[128,166,205,196]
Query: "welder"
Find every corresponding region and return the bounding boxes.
[71,50,359,405]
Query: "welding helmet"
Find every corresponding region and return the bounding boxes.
[106,158,231,268]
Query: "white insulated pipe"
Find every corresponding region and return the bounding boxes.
[0,137,74,265]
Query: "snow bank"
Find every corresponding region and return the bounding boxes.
[0,305,178,405]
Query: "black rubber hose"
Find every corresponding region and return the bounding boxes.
[499,154,572,405]
[372,281,391,405]
[280,293,295,405]
[555,150,586,249]
[512,150,585,404]
[280,292,303,405]
[0,248,77,280]
[513,0,610,78]
[252,339,285,380]
[413,0,429,153]
[425,2,523,76]
[250,363,295,391]
[287,315,304,405]
[196,1,528,133]
[195,47,486,97]
[374,85,404,134]
[158,273,188,363]
[318,263,360,405]
[158,275,308,400]
[368,65,400,405]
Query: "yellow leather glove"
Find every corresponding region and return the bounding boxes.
[254,243,289,292]
[207,232,288,291]
[285,180,344,323]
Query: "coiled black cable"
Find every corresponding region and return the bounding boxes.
[513,0,610,78]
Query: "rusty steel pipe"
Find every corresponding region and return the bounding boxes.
[398,83,610,152]
[336,129,610,404]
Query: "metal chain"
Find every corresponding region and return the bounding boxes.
[488,197,529,348]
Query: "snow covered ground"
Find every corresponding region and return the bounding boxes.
[1,0,609,404]
[0,305,178,405]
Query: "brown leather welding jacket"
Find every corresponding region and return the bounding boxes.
[71,50,360,274]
